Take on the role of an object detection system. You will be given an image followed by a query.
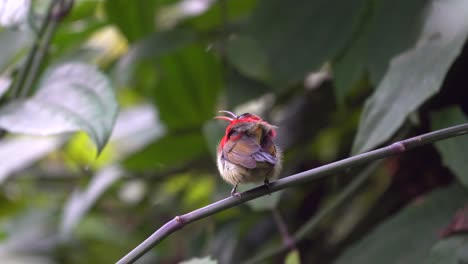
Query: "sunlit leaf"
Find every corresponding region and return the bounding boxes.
[0,136,64,183]
[352,0,468,153]
[335,184,468,264]
[431,107,468,188]
[0,0,30,27]
[285,250,301,264]
[0,63,118,151]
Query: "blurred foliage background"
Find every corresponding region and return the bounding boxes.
[0,0,467,263]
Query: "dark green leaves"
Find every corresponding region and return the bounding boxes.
[116,29,196,85]
[154,44,222,130]
[431,107,468,188]
[352,0,468,153]
[244,0,366,87]
[104,0,157,42]
[335,184,468,264]
[0,63,118,151]
[333,0,425,104]
[226,36,270,83]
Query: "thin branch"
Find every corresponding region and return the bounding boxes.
[116,123,468,264]
[272,208,296,251]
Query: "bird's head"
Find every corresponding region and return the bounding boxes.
[215,110,277,150]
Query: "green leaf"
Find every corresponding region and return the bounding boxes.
[0,136,63,183]
[333,0,425,104]
[104,0,157,42]
[335,184,468,264]
[285,250,301,264]
[0,63,118,151]
[188,0,258,31]
[352,0,468,153]
[427,236,468,264]
[245,0,367,87]
[224,68,270,108]
[179,256,218,264]
[125,133,208,171]
[430,107,468,188]
[115,29,196,85]
[226,36,271,83]
[154,44,222,130]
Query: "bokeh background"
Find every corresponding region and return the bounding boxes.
[0,0,468,263]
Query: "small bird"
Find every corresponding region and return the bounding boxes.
[215,111,282,196]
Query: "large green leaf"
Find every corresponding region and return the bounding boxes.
[188,0,257,31]
[352,0,468,154]
[333,0,425,104]
[244,0,367,87]
[0,63,118,151]
[115,29,196,85]
[431,107,468,188]
[154,44,222,130]
[226,36,271,83]
[125,133,208,171]
[104,0,157,42]
[335,184,468,264]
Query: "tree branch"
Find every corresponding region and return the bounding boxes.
[116,123,468,264]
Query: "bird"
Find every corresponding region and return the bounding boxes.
[215,110,282,196]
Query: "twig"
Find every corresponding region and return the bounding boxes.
[116,123,468,264]
[272,209,296,251]
[245,162,381,263]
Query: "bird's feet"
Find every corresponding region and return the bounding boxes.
[230,183,241,198]
[264,179,271,194]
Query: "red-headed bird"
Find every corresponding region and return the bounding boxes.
[215,111,282,196]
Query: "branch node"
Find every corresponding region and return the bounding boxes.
[391,142,406,153]
[175,216,185,225]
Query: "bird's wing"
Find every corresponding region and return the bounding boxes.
[223,134,277,168]
[253,136,277,165]
[223,135,259,169]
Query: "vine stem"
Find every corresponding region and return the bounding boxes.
[10,0,73,98]
[116,123,468,264]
